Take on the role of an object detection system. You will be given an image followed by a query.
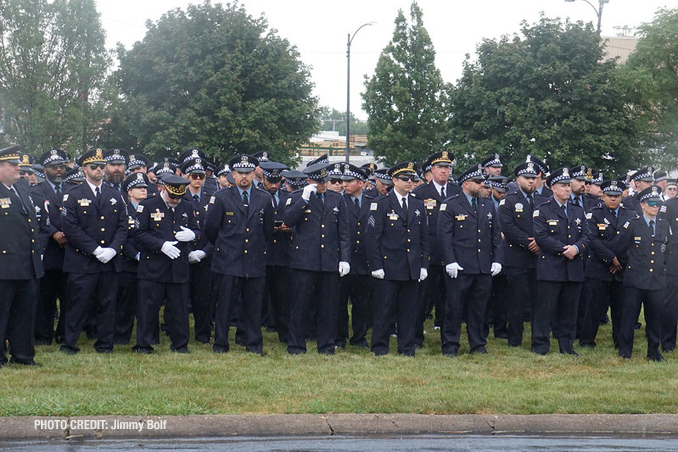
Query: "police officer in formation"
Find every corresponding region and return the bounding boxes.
[5,144,678,365]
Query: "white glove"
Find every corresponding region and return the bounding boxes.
[188,250,207,263]
[301,184,317,202]
[161,241,181,259]
[371,269,385,279]
[339,261,351,277]
[446,262,464,279]
[97,247,117,264]
[93,246,104,257]
[491,262,503,277]
[135,252,140,261]
[175,225,196,242]
[419,268,428,282]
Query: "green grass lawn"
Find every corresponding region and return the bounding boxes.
[2,318,678,416]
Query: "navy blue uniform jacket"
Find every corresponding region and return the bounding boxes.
[61,183,127,274]
[0,183,43,279]
[284,188,351,272]
[659,198,678,276]
[365,190,429,281]
[585,204,636,282]
[533,198,589,282]
[412,181,461,266]
[204,186,273,278]
[32,181,64,271]
[616,215,670,291]
[498,190,546,270]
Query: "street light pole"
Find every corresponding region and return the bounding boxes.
[564,0,609,33]
[346,22,374,163]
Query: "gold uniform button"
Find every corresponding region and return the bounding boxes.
[650,269,653,272]
[321,245,325,249]
[478,249,481,252]
[28,219,31,223]
[244,250,248,254]
[100,240,105,244]
[245,239,249,243]
[651,252,655,255]
[407,239,411,243]
[321,225,325,228]
[273,239,277,244]
[651,260,654,264]
[100,216,105,220]
[101,228,105,232]
[407,249,410,253]
[478,239,481,243]
[31,239,35,243]
[478,229,481,233]
[246,228,250,232]
[321,235,325,238]
[357,231,360,235]
[356,240,360,244]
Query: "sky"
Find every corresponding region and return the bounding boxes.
[96,0,672,120]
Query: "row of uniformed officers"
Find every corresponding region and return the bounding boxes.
[0,145,675,366]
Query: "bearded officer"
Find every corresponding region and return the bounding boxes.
[0,145,44,366]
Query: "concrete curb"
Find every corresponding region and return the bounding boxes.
[2,414,678,441]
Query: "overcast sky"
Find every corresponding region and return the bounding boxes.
[96,0,671,120]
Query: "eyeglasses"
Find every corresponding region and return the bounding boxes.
[646,201,661,207]
[330,178,343,184]
[584,181,592,185]
[397,175,418,183]
[667,187,677,191]
[88,164,105,170]
[470,179,485,185]
[189,173,205,180]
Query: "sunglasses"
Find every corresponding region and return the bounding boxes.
[330,178,343,184]
[584,181,592,185]
[266,177,282,184]
[189,173,205,180]
[470,179,485,185]
[646,201,661,207]
[88,163,105,170]
[397,175,418,183]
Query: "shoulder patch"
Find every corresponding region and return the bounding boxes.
[136,204,144,213]
[623,221,630,229]
[660,205,667,213]
[209,196,216,204]
[370,202,378,211]
[533,210,540,218]
[440,203,447,211]
[63,194,69,202]
[586,213,592,220]
[499,199,505,206]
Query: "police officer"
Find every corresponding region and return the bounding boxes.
[337,163,374,349]
[499,161,546,347]
[365,168,393,198]
[617,186,670,361]
[32,149,70,345]
[579,180,635,349]
[0,145,44,366]
[127,153,158,197]
[528,155,552,198]
[205,155,273,354]
[411,151,460,342]
[659,188,678,351]
[284,161,351,355]
[180,156,215,344]
[570,165,599,213]
[60,148,128,354]
[103,149,128,192]
[260,160,292,343]
[482,154,504,177]
[365,162,429,356]
[623,166,654,214]
[438,164,503,356]
[532,167,589,356]
[133,175,199,354]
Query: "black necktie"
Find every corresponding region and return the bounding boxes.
[472,197,478,212]
[272,194,278,209]
[572,196,579,207]
[354,197,360,209]
[610,209,617,218]
[9,186,27,214]
[440,186,445,199]
[316,192,324,204]
[649,220,655,237]
[562,204,567,218]
[193,194,200,205]
[243,190,249,208]
[95,186,101,201]
[527,194,534,210]
[401,197,408,220]
[54,183,62,200]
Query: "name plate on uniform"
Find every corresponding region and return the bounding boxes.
[455,214,467,221]
[388,212,399,221]
[151,210,164,221]
[225,211,234,216]
[597,223,607,230]
[0,198,10,208]
[425,198,437,210]
[78,199,91,207]
[547,219,559,226]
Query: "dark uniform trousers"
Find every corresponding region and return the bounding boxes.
[204,186,273,354]
[61,183,127,352]
[365,190,429,356]
[498,190,546,347]
[579,278,622,348]
[617,216,669,359]
[660,198,678,351]
[32,181,67,344]
[284,189,351,355]
[532,198,588,355]
[134,195,200,352]
[0,182,44,364]
[337,193,374,348]
[438,194,502,354]
[266,265,292,343]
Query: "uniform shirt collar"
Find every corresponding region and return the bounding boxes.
[86,179,102,195]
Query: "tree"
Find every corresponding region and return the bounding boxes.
[319,107,368,135]
[0,0,110,154]
[362,1,449,166]
[447,16,645,176]
[105,0,319,165]
[624,8,678,170]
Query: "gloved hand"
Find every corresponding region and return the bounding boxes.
[419,268,428,282]
[371,269,385,280]
[175,226,196,242]
[490,262,503,277]
[339,261,351,277]
[188,250,207,263]
[445,262,464,279]
[301,184,317,202]
[93,246,104,258]
[161,241,181,259]
[97,247,117,264]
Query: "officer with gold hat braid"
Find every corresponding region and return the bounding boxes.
[0,145,44,367]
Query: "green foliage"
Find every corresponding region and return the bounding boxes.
[0,0,110,155]
[624,8,678,171]
[104,0,320,166]
[447,16,645,176]
[319,107,368,136]
[362,1,449,166]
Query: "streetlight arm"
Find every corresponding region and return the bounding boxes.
[346,22,375,163]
